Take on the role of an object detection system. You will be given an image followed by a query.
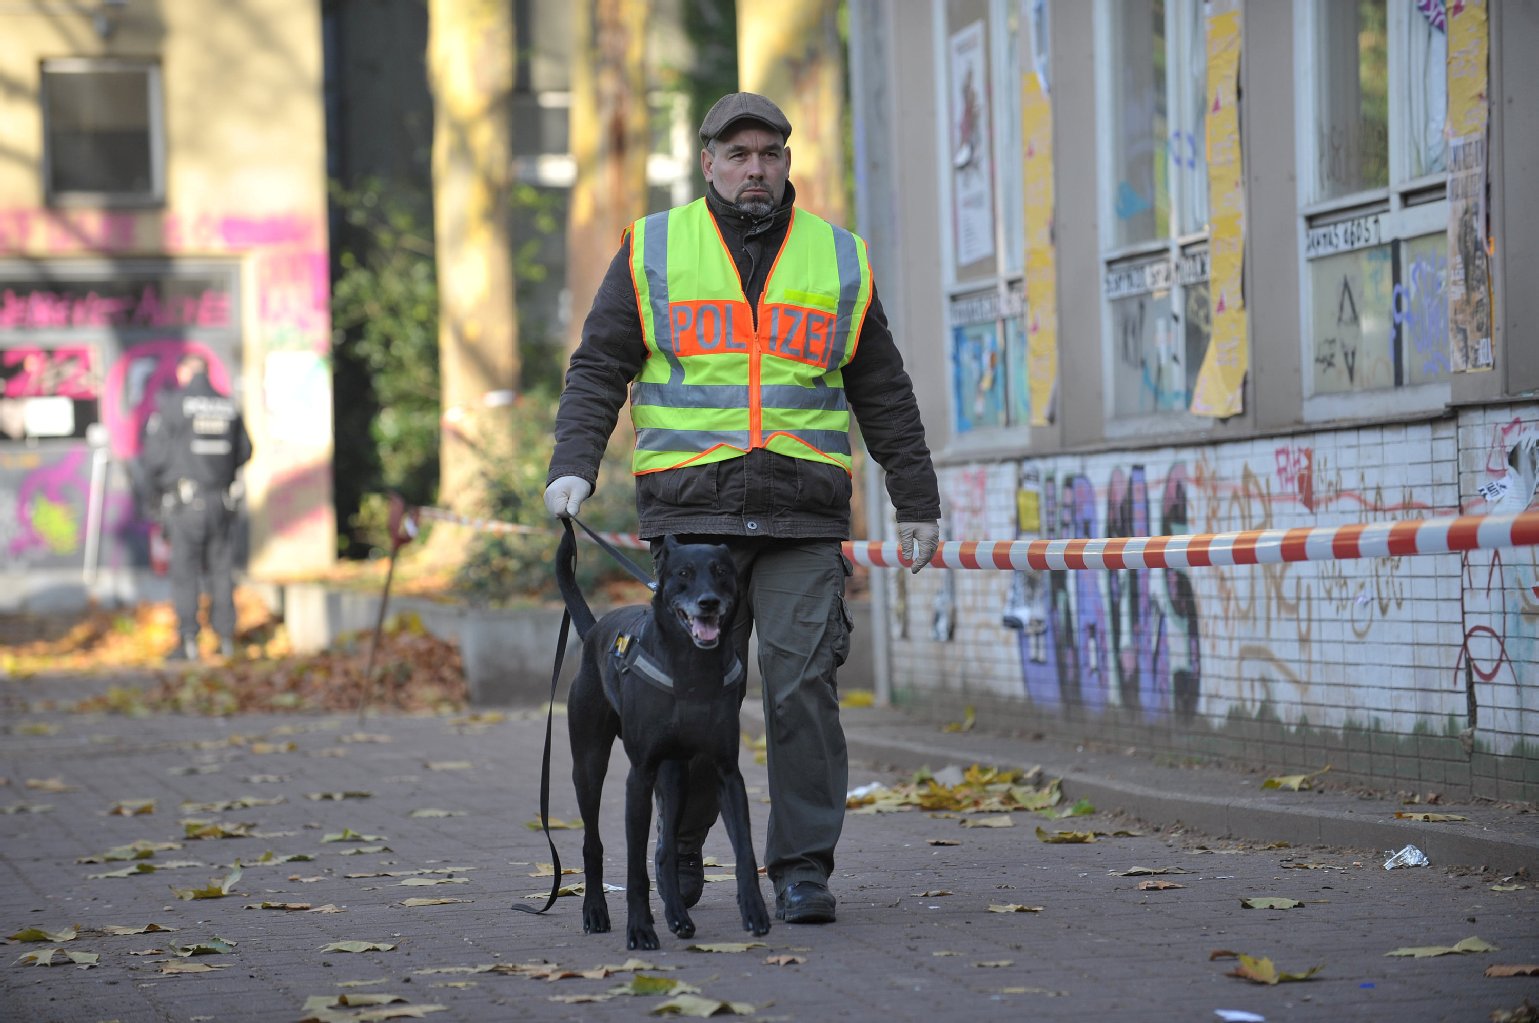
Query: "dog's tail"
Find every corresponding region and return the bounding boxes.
[555,520,598,639]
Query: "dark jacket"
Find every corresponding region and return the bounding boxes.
[549,182,940,541]
[142,372,252,494]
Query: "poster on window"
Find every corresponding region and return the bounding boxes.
[1190,0,1246,417]
[952,320,1005,433]
[1021,2,1057,426]
[1446,0,1492,373]
[948,20,994,269]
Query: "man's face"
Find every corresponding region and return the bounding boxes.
[702,124,790,218]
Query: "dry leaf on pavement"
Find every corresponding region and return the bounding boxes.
[1241,897,1304,910]
[1138,880,1185,891]
[650,993,754,1017]
[1385,936,1498,958]
[320,940,397,953]
[1486,965,1539,977]
[1224,953,1322,984]
[1036,826,1095,843]
[1392,811,1468,822]
[1260,766,1330,791]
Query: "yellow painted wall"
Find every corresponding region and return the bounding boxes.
[0,0,335,581]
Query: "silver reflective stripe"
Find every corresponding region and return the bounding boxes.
[642,212,685,384]
[633,382,750,408]
[636,427,750,451]
[762,384,846,412]
[830,227,863,371]
[630,646,744,691]
[765,428,851,455]
[191,439,233,455]
[633,382,847,413]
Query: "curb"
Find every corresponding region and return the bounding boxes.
[742,704,1539,877]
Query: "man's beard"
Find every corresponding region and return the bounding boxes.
[733,191,775,218]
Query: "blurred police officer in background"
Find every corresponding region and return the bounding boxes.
[142,353,252,662]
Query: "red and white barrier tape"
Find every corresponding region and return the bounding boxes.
[399,499,1539,572]
[409,505,650,550]
[843,508,1539,572]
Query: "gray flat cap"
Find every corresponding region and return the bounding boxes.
[699,92,792,144]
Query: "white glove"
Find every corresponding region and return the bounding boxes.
[543,476,592,519]
[897,520,940,574]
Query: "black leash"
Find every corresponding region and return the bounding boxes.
[570,515,657,592]
[510,520,577,915]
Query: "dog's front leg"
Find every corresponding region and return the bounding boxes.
[623,766,661,950]
[715,763,771,935]
[653,759,695,939]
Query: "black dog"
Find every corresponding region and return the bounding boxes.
[561,534,771,950]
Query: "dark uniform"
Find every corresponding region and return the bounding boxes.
[142,369,252,658]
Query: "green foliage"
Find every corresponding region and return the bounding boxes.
[452,391,641,606]
[330,177,573,558]
[330,177,442,509]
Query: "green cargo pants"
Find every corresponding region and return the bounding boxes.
[661,536,852,895]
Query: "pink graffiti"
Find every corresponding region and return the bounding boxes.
[1456,549,1517,686]
[101,341,232,460]
[1273,445,1315,512]
[0,286,231,330]
[257,251,329,329]
[219,215,317,248]
[266,460,332,538]
[2,346,97,399]
[9,448,89,559]
[41,210,139,252]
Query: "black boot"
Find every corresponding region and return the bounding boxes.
[776,880,836,924]
[656,843,706,909]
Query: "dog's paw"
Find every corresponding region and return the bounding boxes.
[626,922,660,951]
[740,896,772,936]
[582,901,611,934]
[666,910,695,939]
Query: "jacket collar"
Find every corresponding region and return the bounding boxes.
[704,180,797,239]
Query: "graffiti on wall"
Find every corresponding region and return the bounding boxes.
[0,208,335,576]
[991,439,1468,724]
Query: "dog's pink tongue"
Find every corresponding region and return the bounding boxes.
[691,618,720,644]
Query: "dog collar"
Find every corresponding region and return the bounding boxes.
[612,626,743,694]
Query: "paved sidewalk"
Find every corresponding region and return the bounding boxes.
[0,678,1535,1022]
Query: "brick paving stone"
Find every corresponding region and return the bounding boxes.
[0,679,1534,1022]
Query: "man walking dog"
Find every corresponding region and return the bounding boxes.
[546,92,940,925]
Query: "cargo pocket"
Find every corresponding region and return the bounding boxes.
[831,595,854,669]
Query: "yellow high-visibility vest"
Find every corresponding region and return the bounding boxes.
[627,198,874,475]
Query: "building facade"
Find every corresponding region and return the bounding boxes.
[0,0,335,606]
[850,0,1537,800]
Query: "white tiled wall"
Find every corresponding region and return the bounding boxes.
[887,404,1539,765]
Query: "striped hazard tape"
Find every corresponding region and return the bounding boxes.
[395,498,1539,572]
[405,504,650,550]
[843,508,1539,572]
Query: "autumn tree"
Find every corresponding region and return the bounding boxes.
[566,0,651,354]
[427,0,518,508]
[736,0,847,224]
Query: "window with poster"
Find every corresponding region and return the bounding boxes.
[1095,0,1211,429]
[1295,0,1453,419]
[938,0,1030,438]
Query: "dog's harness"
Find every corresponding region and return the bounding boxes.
[612,624,744,693]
